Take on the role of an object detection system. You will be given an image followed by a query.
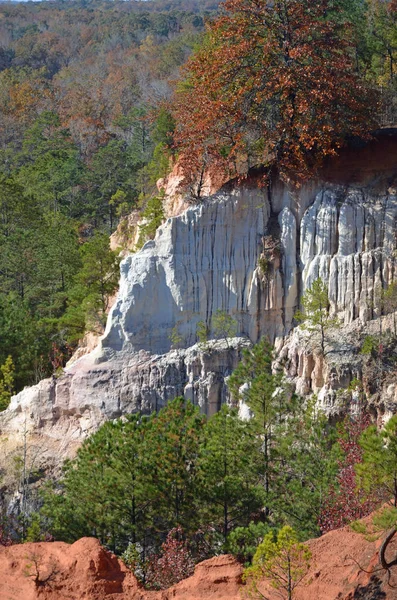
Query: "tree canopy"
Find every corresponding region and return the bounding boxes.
[172,0,377,184]
[0,0,211,394]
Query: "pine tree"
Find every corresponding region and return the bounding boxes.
[244,526,312,600]
[145,398,205,536]
[356,415,397,507]
[197,405,265,544]
[59,232,120,342]
[228,339,338,532]
[274,401,339,538]
[0,355,15,411]
[228,339,288,514]
[110,416,156,551]
[295,278,340,355]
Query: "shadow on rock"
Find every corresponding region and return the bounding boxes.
[352,576,387,599]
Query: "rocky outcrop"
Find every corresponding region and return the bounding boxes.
[102,185,397,360]
[2,339,249,450]
[101,186,273,354]
[1,159,397,459]
[1,512,395,600]
[300,188,397,325]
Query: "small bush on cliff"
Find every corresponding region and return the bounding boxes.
[0,355,15,411]
[211,310,238,345]
[295,278,340,355]
[360,335,379,356]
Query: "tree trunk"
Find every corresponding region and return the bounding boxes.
[379,527,397,571]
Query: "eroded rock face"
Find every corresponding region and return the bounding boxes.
[1,339,250,447]
[101,186,273,354]
[300,188,397,325]
[1,180,397,458]
[102,185,397,362]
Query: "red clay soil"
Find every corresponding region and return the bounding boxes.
[1,521,397,600]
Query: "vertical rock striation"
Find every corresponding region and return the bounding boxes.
[300,188,397,324]
[1,181,397,450]
[101,186,275,355]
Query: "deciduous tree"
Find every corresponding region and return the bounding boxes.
[319,413,380,534]
[172,0,375,185]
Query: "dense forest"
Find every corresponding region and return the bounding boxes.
[0,0,219,395]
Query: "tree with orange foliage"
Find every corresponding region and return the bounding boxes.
[172,0,377,187]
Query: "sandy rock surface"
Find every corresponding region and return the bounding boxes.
[1,516,397,600]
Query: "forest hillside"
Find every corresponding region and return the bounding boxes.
[1,1,397,598]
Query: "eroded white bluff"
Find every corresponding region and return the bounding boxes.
[1,183,397,450]
[101,186,280,353]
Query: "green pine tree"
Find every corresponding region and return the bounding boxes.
[228,339,338,531]
[295,278,340,355]
[228,339,288,514]
[356,415,397,506]
[197,405,265,544]
[0,355,15,411]
[145,398,205,535]
[60,233,120,342]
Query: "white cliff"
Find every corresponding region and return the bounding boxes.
[1,179,397,456]
[101,185,273,355]
[300,188,397,325]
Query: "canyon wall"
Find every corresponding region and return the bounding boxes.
[1,135,397,460]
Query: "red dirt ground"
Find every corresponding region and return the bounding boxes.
[1,515,397,600]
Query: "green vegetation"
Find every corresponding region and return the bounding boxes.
[195,310,238,349]
[211,309,238,345]
[197,404,265,543]
[356,415,397,506]
[0,0,212,393]
[0,0,397,587]
[0,355,14,411]
[137,195,165,248]
[59,233,121,343]
[34,341,340,585]
[1,338,396,586]
[244,526,312,600]
[295,278,340,355]
[0,0,396,391]
[229,339,338,537]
